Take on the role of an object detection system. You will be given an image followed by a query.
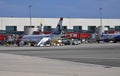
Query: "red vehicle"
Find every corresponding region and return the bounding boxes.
[66,32,90,39]
[0,35,6,41]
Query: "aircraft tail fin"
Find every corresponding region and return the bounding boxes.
[52,17,63,35]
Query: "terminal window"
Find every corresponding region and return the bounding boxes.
[24,26,34,29]
[6,26,17,31]
[73,26,82,32]
[115,26,120,31]
[62,26,67,33]
[88,26,96,33]
[44,26,51,32]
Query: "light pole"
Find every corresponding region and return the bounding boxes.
[99,8,104,36]
[67,17,71,32]
[99,8,102,26]
[28,5,32,26]
[0,17,2,30]
[69,17,71,30]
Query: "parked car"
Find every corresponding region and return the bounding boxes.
[72,39,81,45]
[62,39,71,45]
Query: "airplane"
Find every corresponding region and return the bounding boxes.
[95,25,120,43]
[21,17,63,46]
[101,33,120,43]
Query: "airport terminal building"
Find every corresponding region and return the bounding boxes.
[0,17,120,35]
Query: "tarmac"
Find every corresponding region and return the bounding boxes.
[0,50,120,76]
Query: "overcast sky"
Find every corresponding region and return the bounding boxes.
[0,0,120,18]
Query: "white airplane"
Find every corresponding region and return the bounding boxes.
[95,26,120,43]
[22,17,63,46]
[101,33,120,43]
